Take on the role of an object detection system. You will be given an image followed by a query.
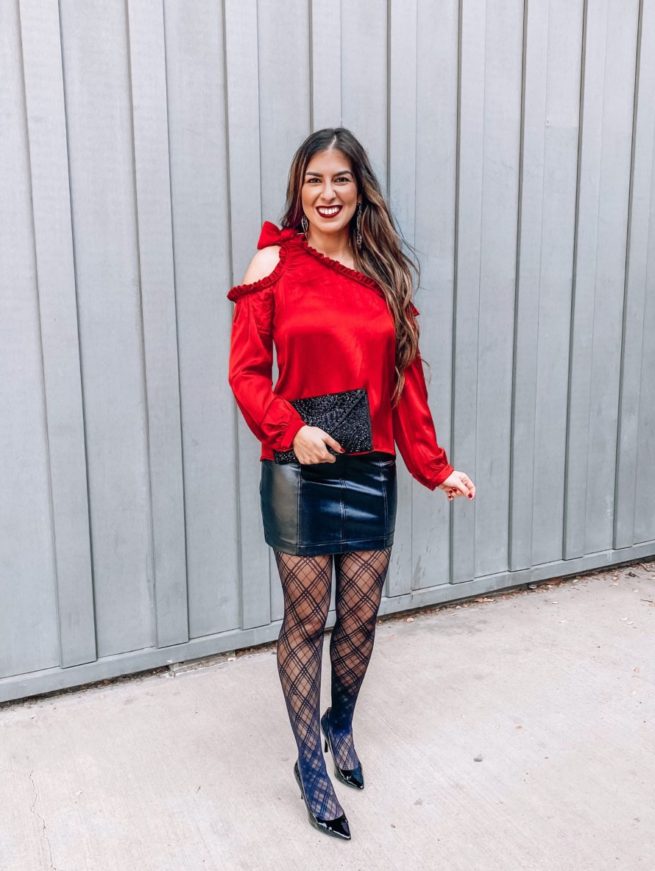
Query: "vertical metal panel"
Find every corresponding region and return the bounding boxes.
[258,0,311,217]
[566,0,641,558]
[474,0,525,579]
[58,0,153,655]
[513,0,584,570]
[413,0,459,591]
[18,0,96,668]
[310,0,342,129]
[0,0,61,679]
[583,1,640,554]
[623,0,655,548]
[127,0,188,646]
[164,0,236,638]
[341,0,388,190]
[1,0,654,703]
[453,0,488,586]
[632,0,655,547]
[419,0,528,589]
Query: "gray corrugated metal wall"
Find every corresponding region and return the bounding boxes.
[1,0,653,704]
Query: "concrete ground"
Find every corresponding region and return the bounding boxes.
[1,560,654,871]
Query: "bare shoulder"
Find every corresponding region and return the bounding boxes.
[240,245,282,285]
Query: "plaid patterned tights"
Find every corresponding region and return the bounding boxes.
[273,547,392,820]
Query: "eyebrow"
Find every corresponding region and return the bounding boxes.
[304,169,353,177]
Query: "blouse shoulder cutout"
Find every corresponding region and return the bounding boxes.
[226,222,300,303]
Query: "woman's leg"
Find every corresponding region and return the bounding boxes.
[327,546,393,769]
[273,550,345,820]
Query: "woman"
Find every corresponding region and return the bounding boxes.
[227,127,475,840]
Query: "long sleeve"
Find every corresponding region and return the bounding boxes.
[392,308,454,490]
[227,284,306,452]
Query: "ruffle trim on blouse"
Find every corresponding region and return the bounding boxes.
[226,245,287,301]
[227,221,302,302]
[297,235,385,296]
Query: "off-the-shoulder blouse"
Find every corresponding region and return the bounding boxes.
[226,220,454,490]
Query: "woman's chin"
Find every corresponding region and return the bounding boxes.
[310,217,351,234]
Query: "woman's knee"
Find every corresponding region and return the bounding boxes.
[298,604,330,640]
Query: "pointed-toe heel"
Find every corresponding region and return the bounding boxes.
[320,709,365,790]
[293,761,351,840]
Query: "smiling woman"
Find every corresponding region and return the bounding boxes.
[226,127,474,842]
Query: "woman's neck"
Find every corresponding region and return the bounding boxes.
[306,227,354,264]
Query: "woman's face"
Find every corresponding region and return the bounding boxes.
[301,148,360,238]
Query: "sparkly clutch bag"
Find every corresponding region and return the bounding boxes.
[273,387,373,464]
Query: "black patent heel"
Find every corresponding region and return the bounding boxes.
[320,708,365,790]
[293,760,351,840]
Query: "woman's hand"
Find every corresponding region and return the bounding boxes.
[438,470,476,502]
[292,425,345,464]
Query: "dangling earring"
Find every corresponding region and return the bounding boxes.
[301,214,309,236]
[355,202,363,248]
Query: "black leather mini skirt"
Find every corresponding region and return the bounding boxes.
[260,451,397,556]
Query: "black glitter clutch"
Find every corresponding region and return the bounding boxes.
[273,387,373,464]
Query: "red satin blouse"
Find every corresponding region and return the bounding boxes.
[227,221,454,489]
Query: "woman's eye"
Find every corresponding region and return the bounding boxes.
[305,177,351,184]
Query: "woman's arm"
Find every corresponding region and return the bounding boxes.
[391,305,454,489]
[227,249,306,452]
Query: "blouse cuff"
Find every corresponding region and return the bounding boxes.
[425,462,455,489]
[279,412,307,452]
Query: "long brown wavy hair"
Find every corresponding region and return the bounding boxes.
[280,127,423,408]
